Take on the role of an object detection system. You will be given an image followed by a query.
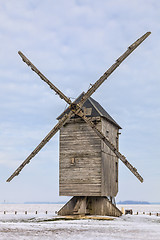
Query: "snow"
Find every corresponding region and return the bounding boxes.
[0,204,159,240]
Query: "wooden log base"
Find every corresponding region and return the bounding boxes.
[58,196,122,217]
[55,215,114,220]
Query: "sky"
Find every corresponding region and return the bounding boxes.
[0,0,159,203]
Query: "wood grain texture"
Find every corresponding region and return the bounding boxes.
[59,119,102,196]
[59,116,119,197]
[101,118,119,196]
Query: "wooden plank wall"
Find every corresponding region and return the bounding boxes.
[59,119,102,196]
[101,118,119,197]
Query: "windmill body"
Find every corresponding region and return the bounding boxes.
[58,93,120,198]
[6,32,151,217]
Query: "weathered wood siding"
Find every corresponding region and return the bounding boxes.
[59,117,119,197]
[101,118,119,196]
[59,118,102,196]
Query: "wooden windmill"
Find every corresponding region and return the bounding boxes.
[7,32,151,217]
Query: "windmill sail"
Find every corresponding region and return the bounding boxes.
[7,32,150,182]
[6,111,73,182]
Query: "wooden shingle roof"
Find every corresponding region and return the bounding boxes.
[57,92,121,129]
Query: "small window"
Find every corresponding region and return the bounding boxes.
[83,107,92,116]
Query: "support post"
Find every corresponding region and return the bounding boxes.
[58,196,122,217]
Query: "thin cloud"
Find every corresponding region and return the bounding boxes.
[0,0,159,202]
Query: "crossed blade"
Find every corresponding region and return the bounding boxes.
[6,32,151,183]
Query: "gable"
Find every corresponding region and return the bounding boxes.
[57,92,121,129]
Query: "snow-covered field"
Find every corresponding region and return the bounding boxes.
[0,204,159,240]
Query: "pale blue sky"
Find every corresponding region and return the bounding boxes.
[0,0,159,203]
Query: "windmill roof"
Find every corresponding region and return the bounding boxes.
[57,92,121,129]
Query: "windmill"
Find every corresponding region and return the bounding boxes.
[7,32,151,217]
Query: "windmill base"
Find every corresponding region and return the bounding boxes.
[58,196,122,217]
